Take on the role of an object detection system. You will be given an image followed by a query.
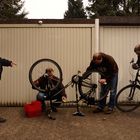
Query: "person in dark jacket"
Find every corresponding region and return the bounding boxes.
[0,57,16,122]
[33,68,67,112]
[84,52,119,114]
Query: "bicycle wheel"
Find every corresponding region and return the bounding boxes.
[116,84,140,112]
[78,70,109,104]
[29,58,62,92]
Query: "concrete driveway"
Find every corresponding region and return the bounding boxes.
[0,107,140,140]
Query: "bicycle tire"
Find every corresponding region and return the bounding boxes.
[78,70,109,104]
[115,84,140,112]
[29,58,63,92]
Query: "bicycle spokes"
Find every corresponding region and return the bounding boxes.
[29,59,62,92]
[116,84,140,112]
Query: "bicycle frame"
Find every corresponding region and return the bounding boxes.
[51,74,81,101]
[130,68,140,85]
[128,68,140,100]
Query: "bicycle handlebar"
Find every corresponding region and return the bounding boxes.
[71,71,82,84]
[130,58,140,70]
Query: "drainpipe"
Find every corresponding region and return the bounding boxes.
[94,19,100,97]
[95,18,99,53]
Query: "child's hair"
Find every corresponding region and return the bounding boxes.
[45,68,54,73]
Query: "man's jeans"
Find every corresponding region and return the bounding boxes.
[37,92,62,109]
[98,72,118,110]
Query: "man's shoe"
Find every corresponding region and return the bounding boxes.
[0,117,6,123]
[93,108,103,113]
[104,108,113,114]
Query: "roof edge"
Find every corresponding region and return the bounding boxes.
[0,17,140,26]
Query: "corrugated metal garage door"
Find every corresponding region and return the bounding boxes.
[100,26,140,91]
[0,24,95,106]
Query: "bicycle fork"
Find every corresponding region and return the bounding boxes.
[127,85,136,101]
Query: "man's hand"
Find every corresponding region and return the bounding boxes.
[11,62,17,67]
[132,63,139,70]
[98,79,107,85]
[62,96,67,103]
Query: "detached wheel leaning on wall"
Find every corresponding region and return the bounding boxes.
[29,58,63,93]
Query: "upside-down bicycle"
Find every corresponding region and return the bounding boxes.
[115,59,140,112]
[29,58,110,119]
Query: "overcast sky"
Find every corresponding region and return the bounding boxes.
[23,0,88,19]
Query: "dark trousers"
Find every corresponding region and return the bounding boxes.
[98,72,118,109]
